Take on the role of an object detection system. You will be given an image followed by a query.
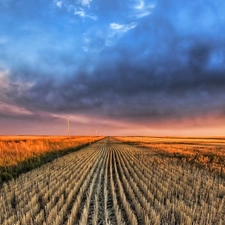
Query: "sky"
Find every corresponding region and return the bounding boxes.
[0,0,225,136]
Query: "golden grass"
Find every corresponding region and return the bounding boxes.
[115,136,225,174]
[0,136,103,167]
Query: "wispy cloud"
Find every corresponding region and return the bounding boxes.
[53,0,97,20]
[110,22,137,33]
[0,102,33,116]
[136,11,151,18]
[110,23,124,30]
[54,0,63,8]
[134,0,145,10]
[80,0,92,8]
[132,0,156,18]
[81,22,137,51]
[106,22,137,46]
[74,8,85,17]
[74,8,97,20]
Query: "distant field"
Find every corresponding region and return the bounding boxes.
[115,136,225,176]
[0,137,224,225]
[0,136,103,183]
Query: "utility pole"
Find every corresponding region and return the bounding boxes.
[88,127,91,145]
[67,116,70,136]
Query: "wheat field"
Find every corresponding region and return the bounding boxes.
[116,136,225,175]
[0,137,225,225]
[0,136,103,184]
[0,136,102,167]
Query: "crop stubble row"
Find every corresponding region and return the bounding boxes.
[0,138,225,224]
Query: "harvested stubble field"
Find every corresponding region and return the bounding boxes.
[0,137,225,225]
[0,136,102,183]
[116,136,225,176]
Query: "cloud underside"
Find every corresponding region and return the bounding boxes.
[1,0,225,130]
[4,59,225,127]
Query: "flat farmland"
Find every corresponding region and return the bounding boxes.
[0,136,103,167]
[0,136,103,184]
[116,136,225,175]
[1,137,225,224]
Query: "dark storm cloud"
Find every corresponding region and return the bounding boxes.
[9,58,225,124]
[1,0,225,125]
